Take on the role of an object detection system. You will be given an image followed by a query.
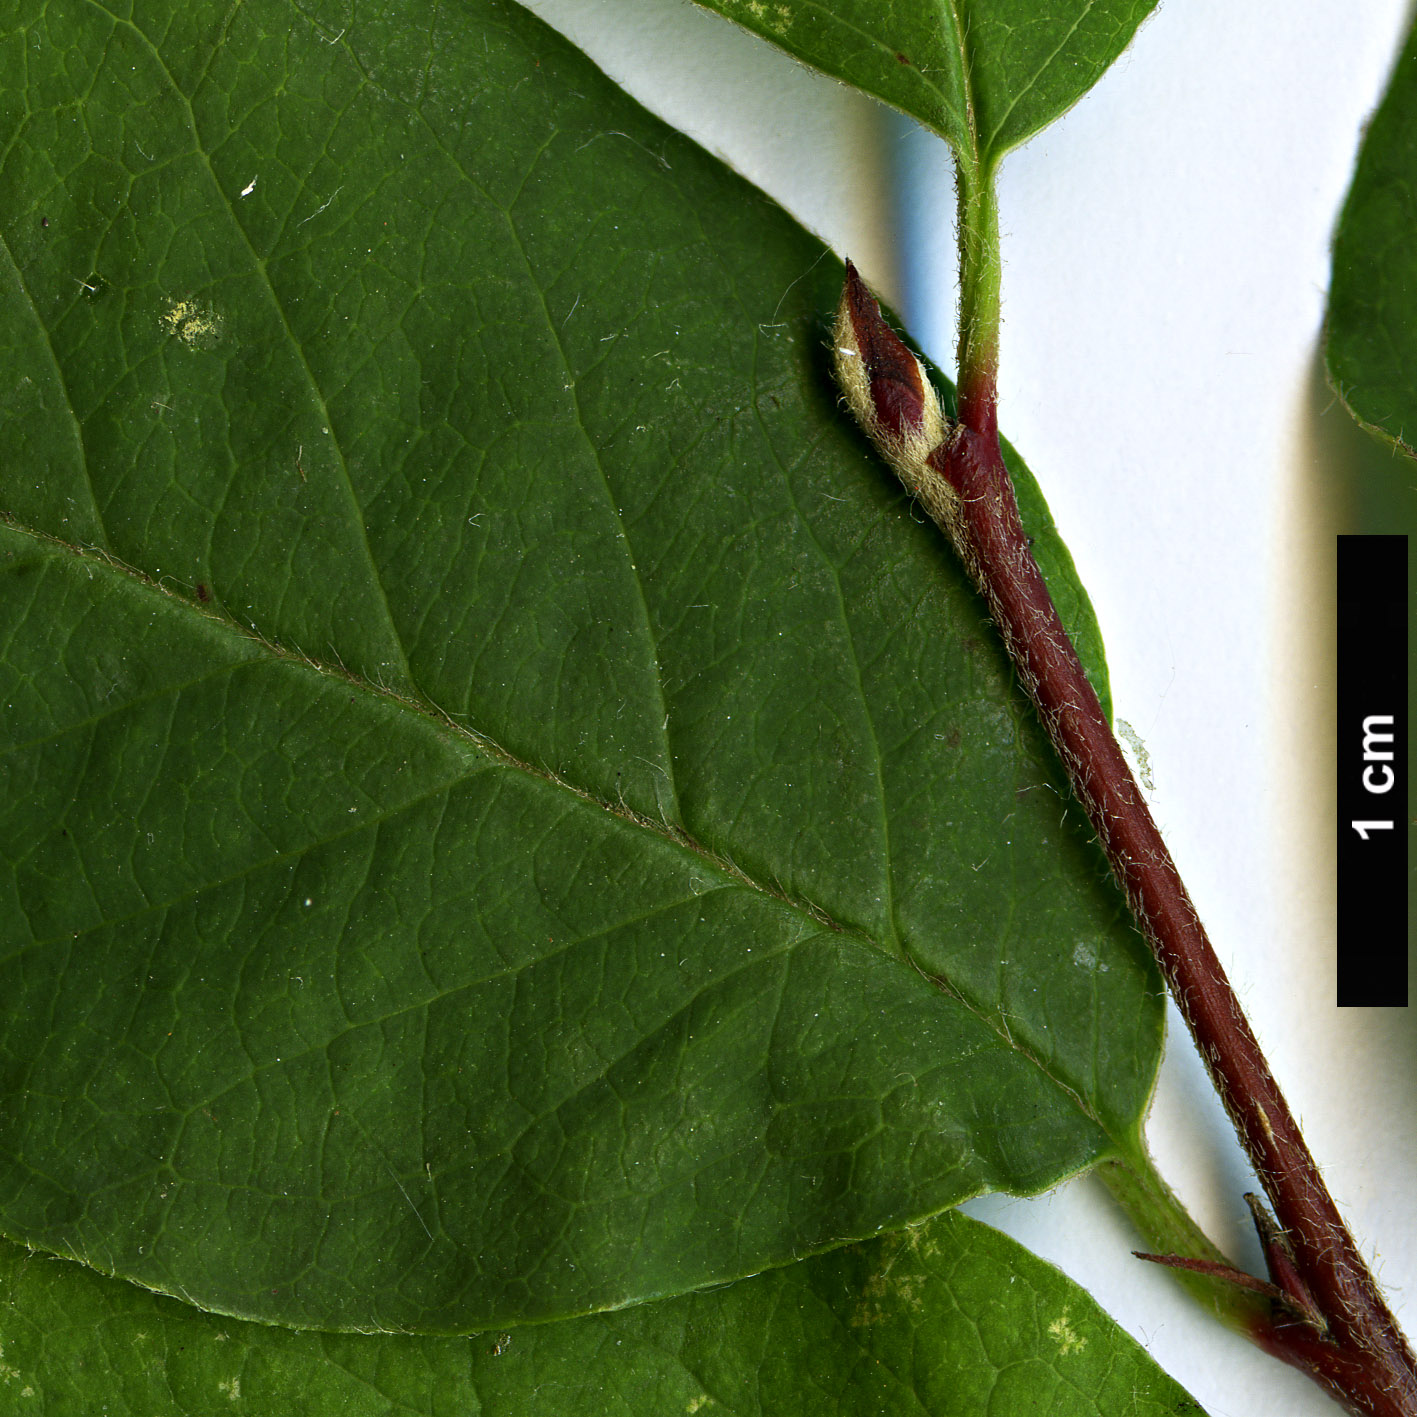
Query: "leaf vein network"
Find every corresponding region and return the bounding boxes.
[83,0,415,686]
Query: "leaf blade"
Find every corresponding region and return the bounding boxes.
[1328,20,1417,455]
[0,523,1118,1328]
[0,1211,1207,1416]
[687,0,1159,164]
[0,0,1158,1332]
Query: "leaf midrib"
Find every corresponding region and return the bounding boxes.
[940,0,980,171]
[3,521,1118,1146]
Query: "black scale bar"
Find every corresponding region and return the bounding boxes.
[1336,534,1409,1006]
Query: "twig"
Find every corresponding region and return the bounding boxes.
[833,259,1417,1417]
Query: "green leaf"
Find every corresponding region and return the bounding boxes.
[687,0,1159,167]
[0,1210,1205,1415]
[1328,18,1417,456]
[0,0,1158,1333]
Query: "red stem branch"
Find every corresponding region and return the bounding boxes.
[938,412,1417,1417]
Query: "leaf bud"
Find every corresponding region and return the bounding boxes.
[832,261,949,486]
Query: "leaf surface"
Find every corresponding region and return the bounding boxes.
[0,0,1158,1332]
[0,1211,1205,1416]
[688,0,1159,165]
[1328,20,1417,455]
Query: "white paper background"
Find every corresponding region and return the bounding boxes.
[517,3,1417,1413]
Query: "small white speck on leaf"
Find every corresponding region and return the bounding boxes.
[1072,939,1107,972]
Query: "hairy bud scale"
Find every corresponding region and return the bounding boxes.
[833,261,958,528]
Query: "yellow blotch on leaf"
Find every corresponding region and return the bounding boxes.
[1048,1309,1086,1357]
[161,297,223,348]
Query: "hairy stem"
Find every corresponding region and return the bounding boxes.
[831,159,1417,1411]
[931,396,1417,1417]
[955,157,1000,437]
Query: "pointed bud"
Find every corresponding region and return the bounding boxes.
[832,261,948,487]
[1243,1193,1328,1333]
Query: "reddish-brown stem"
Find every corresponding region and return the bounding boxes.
[827,260,1417,1411]
[831,262,1417,1415]
[928,406,1417,1417]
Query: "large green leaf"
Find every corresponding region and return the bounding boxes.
[688,0,1159,166]
[0,1210,1204,1415]
[0,0,1158,1334]
[1329,18,1417,458]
